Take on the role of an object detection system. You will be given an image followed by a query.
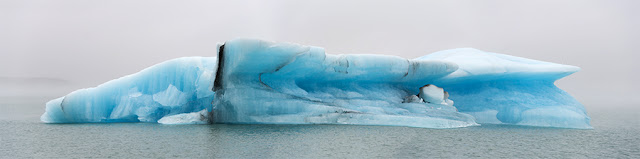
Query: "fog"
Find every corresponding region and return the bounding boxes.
[1,0,638,106]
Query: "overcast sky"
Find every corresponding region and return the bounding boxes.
[1,0,638,106]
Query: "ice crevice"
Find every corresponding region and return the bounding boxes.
[40,38,591,129]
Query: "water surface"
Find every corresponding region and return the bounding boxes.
[1,96,638,158]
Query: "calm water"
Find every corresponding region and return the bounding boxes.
[1,96,638,158]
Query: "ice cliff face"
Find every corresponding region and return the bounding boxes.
[41,39,591,129]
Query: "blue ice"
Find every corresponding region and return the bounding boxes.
[418,48,591,129]
[41,39,591,129]
[40,57,216,123]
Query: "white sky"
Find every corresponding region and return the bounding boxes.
[1,0,638,105]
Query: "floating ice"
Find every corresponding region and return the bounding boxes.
[41,39,591,129]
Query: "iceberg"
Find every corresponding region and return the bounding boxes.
[41,38,591,129]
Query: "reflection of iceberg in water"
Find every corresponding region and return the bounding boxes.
[41,39,591,129]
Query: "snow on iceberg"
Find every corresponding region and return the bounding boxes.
[41,38,591,129]
[41,57,216,123]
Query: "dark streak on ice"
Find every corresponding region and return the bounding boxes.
[213,44,225,91]
[258,73,273,89]
[60,97,66,112]
[403,60,411,77]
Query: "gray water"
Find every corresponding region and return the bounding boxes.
[1,96,639,158]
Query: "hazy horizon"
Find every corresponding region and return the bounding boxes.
[1,0,639,107]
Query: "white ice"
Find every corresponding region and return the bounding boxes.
[157,109,210,125]
[419,84,445,104]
